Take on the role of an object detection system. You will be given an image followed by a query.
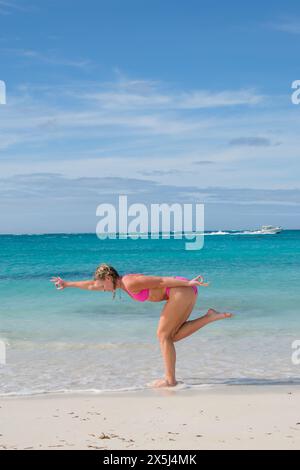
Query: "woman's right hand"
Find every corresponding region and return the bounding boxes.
[188,275,209,287]
[50,276,67,290]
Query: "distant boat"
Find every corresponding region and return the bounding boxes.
[258,225,283,234]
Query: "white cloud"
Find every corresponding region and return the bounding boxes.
[81,83,263,110]
[0,0,31,15]
[1,172,300,205]
[0,78,265,151]
[0,76,299,192]
[268,19,300,35]
[0,47,92,69]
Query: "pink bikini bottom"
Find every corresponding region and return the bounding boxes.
[165,276,198,299]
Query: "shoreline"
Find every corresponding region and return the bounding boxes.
[1,385,300,450]
[0,381,300,398]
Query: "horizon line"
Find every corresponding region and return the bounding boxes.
[0,229,298,236]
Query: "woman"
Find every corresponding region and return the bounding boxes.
[51,263,233,388]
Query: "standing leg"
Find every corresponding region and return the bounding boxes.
[152,287,196,388]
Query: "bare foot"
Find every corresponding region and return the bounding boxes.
[150,378,178,388]
[206,308,233,322]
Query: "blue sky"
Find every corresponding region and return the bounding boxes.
[0,0,300,232]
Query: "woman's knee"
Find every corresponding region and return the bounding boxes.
[156,328,175,342]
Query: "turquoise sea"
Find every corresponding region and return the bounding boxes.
[0,231,299,395]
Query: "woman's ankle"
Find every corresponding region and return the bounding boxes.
[166,377,177,386]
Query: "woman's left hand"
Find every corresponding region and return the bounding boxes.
[188,275,209,287]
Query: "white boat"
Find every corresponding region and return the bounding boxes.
[259,225,283,234]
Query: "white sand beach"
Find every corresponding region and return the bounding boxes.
[0,385,299,450]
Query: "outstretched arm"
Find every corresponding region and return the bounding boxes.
[50,277,101,291]
[123,274,208,292]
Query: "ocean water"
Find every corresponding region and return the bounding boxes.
[0,231,299,395]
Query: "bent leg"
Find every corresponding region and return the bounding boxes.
[173,308,234,342]
[173,314,211,342]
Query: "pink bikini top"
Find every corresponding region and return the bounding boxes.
[123,273,150,302]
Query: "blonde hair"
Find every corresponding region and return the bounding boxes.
[94,263,120,299]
